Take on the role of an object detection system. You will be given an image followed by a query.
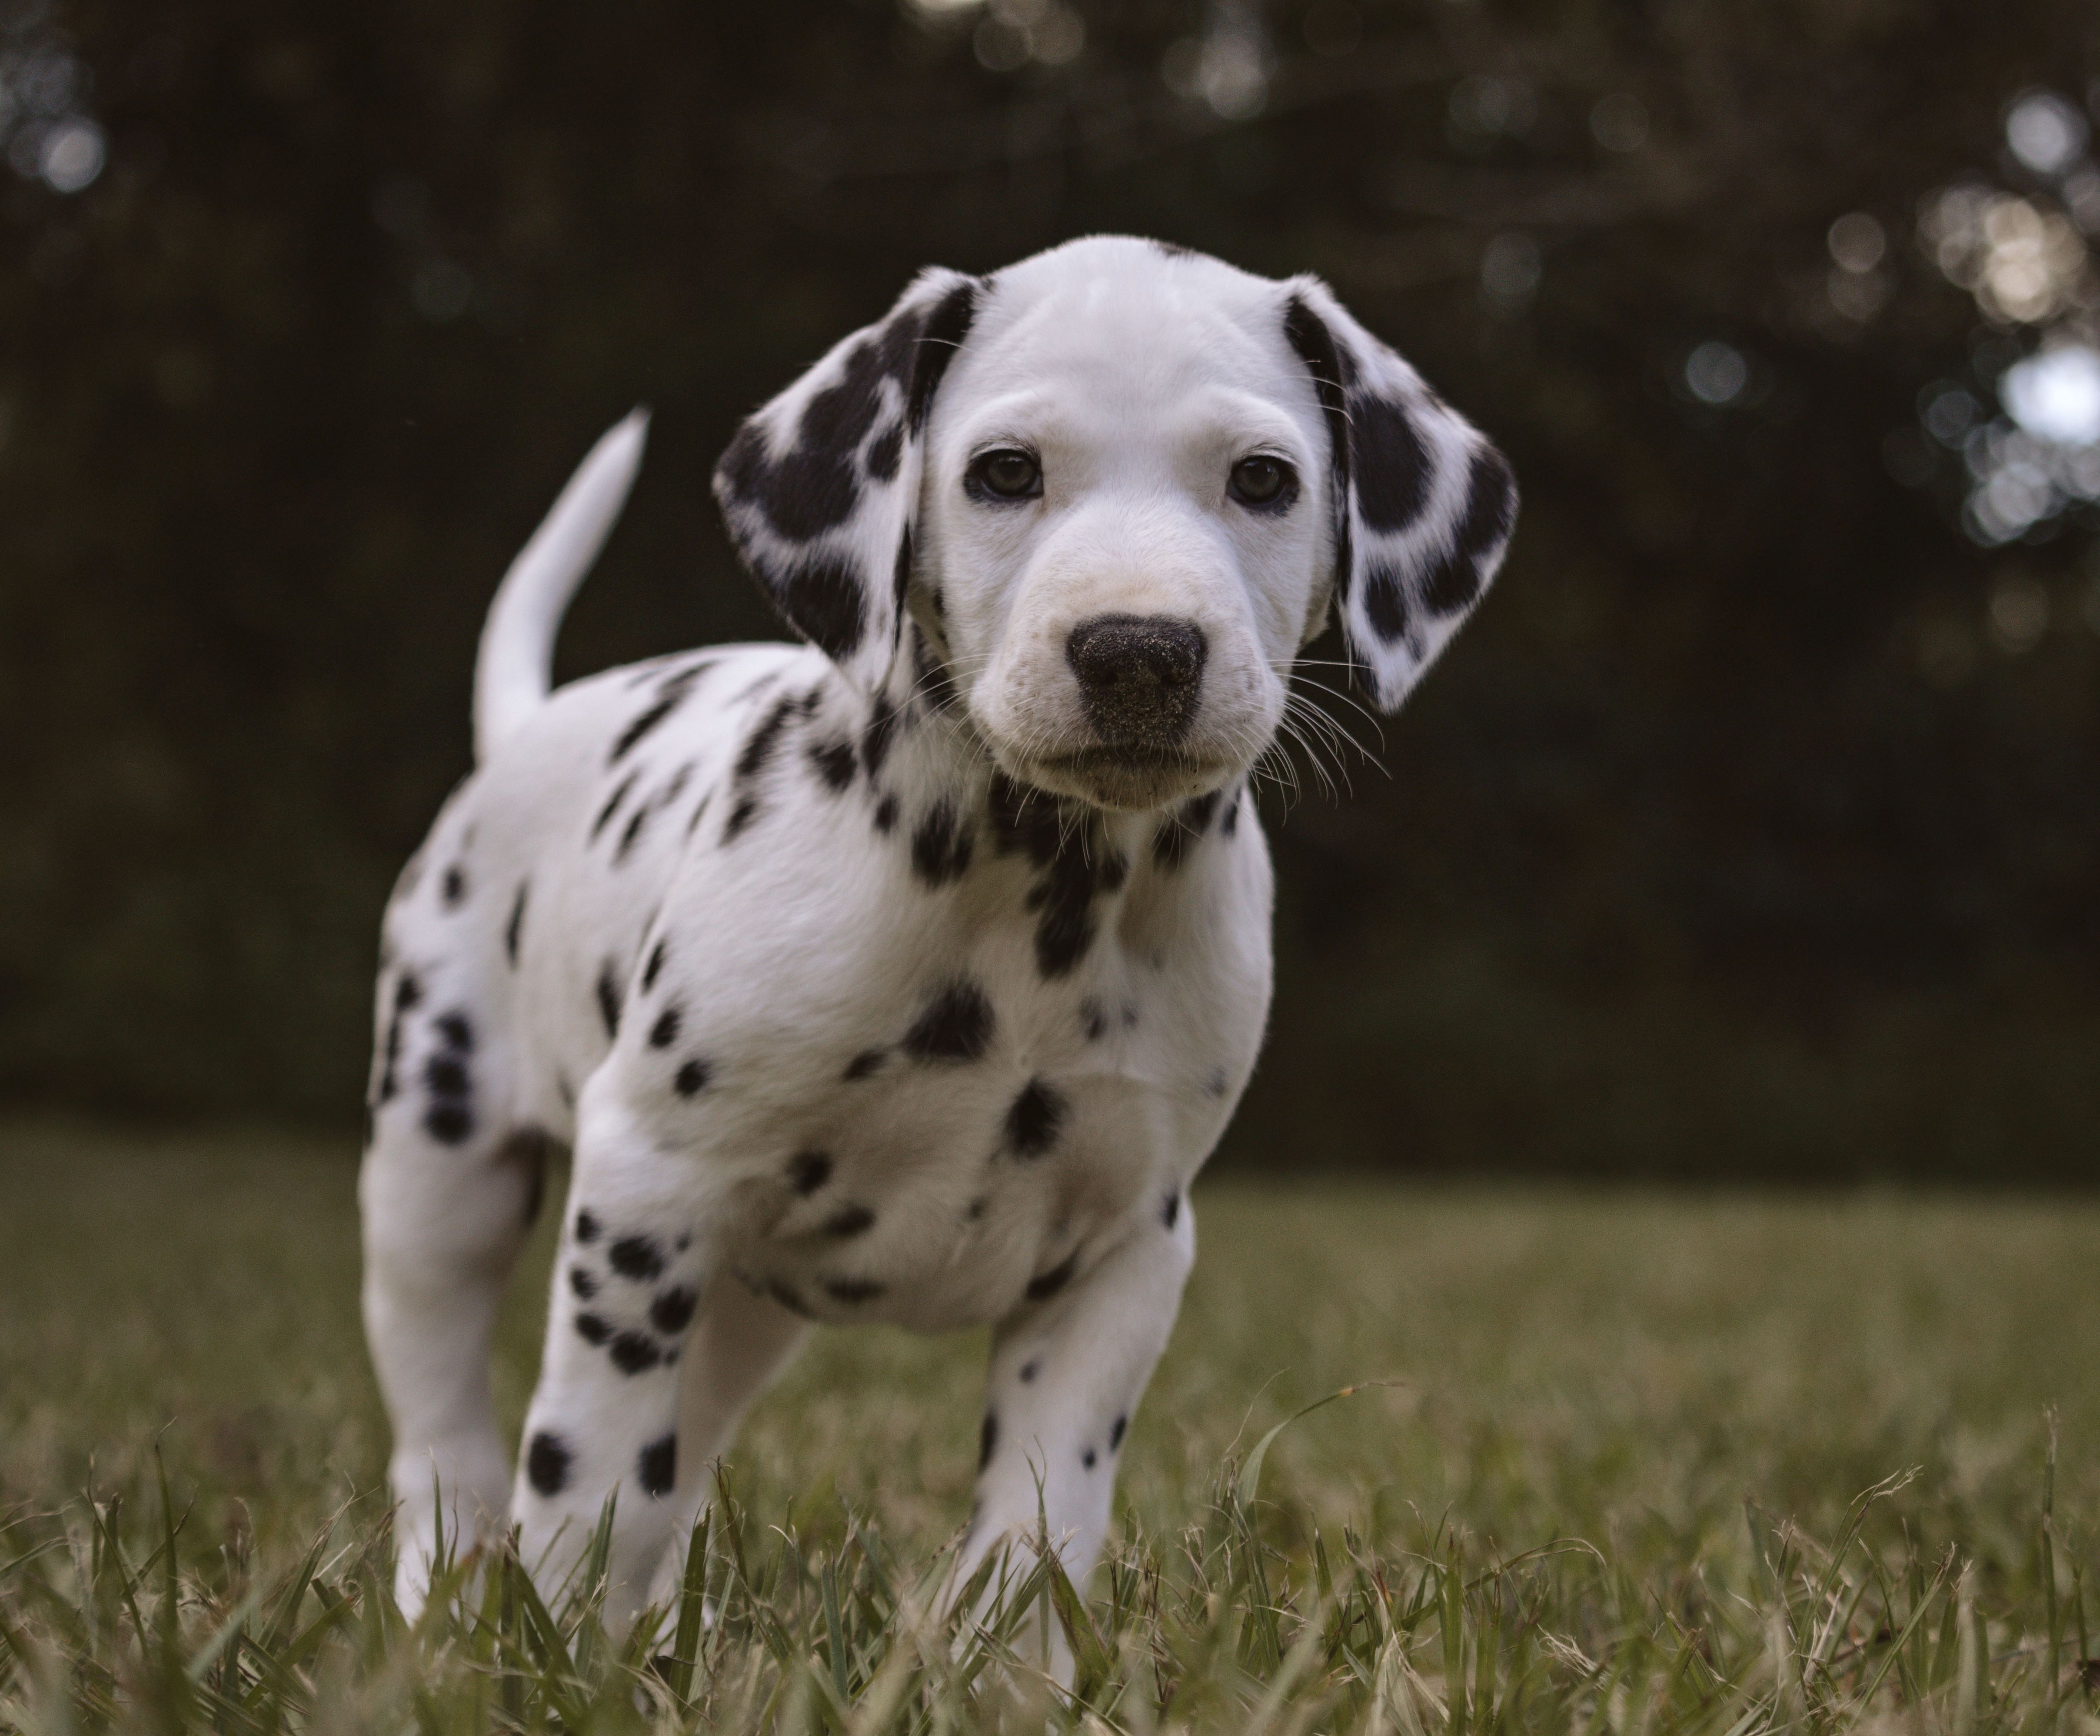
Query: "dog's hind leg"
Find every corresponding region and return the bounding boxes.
[359,963,544,1618]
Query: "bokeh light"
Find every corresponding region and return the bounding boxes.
[2004,90,2088,178]
[1684,341,1748,406]
[0,34,103,194]
[1161,3,1269,121]
[1589,92,1648,153]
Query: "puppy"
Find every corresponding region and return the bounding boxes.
[359,235,1514,1629]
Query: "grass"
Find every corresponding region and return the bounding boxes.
[1,1119,2098,1733]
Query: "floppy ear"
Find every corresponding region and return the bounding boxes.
[1281,277,1518,712]
[714,268,980,692]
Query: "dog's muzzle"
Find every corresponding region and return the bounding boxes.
[1064,614,1208,751]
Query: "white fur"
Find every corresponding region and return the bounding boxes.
[359,237,1512,1650]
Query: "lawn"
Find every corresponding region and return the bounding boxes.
[1,1119,2096,1733]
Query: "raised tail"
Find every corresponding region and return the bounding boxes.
[472,409,649,765]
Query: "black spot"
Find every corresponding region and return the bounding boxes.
[789,1150,833,1194]
[1019,1359,1038,1383]
[505,882,529,966]
[526,1431,571,1496]
[419,1011,476,1145]
[649,1006,682,1049]
[822,1276,884,1304]
[967,1196,987,1221]
[1080,1000,1109,1042]
[591,772,641,842]
[723,793,761,841]
[1205,1066,1229,1097]
[442,865,467,907]
[423,1102,474,1145]
[575,1209,600,1243]
[651,1286,698,1335]
[569,1267,599,1300]
[823,1203,876,1238]
[990,775,1108,977]
[1153,792,1221,870]
[736,693,799,782]
[909,282,978,433]
[902,980,996,1062]
[807,737,857,793]
[843,1048,887,1081]
[1025,1251,1078,1302]
[1284,293,1355,588]
[1162,1192,1181,1230]
[1221,792,1241,837]
[861,693,902,779]
[596,962,622,1038]
[978,1411,998,1470]
[610,666,703,766]
[1421,445,1517,616]
[911,801,974,887]
[1362,561,1410,644]
[775,554,868,662]
[686,792,714,837]
[638,1433,677,1497]
[1122,1002,1139,1028]
[394,972,423,1012]
[558,1073,576,1107]
[909,624,958,713]
[642,940,667,991]
[576,1312,612,1345]
[766,1280,813,1318]
[865,422,902,480]
[610,1235,666,1282]
[616,802,652,864]
[1110,1414,1128,1451]
[873,794,899,833]
[675,1058,713,1097]
[1352,395,1431,533]
[1004,1078,1067,1157]
[1082,1448,1097,1470]
[610,1330,664,1374]
[1032,862,1099,976]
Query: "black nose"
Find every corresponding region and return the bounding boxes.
[1065,614,1208,748]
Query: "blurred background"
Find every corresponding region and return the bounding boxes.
[4,0,2098,1182]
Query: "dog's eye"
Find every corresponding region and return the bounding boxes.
[966,449,1043,502]
[1228,456,1294,509]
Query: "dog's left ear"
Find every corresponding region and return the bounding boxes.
[714,268,980,692]
[1280,277,1518,713]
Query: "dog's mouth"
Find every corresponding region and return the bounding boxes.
[998,743,1237,812]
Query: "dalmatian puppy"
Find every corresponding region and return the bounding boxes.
[359,234,1515,1632]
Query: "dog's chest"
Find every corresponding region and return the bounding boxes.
[688,895,1234,1333]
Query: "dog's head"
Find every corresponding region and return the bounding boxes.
[716,236,1515,811]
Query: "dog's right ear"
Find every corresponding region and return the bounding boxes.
[1280,277,1517,713]
[714,268,980,694]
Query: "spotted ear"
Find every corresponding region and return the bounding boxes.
[1281,277,1517,713]
[714,268,980,692]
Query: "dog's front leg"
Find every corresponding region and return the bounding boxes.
[956,1195,1197,1665]
[510,1088,715,1633]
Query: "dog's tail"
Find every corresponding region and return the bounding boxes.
[473,408,649,765]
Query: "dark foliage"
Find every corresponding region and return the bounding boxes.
[3,0,2097,1180]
